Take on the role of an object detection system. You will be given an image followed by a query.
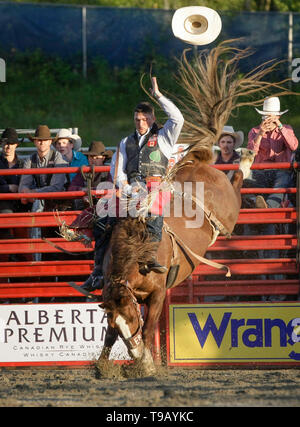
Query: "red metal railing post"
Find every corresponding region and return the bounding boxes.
[153,324,162,366]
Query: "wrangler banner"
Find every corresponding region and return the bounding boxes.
[0,303,130,366]
[168,303,300,366]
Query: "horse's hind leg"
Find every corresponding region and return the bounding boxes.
[231,169,244,191]
[231,149,255,204]
[238,148,255,180]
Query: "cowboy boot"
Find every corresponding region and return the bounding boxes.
[139,254,167,275]
[145,238,168,274]
[145,259,168,274]
[140,216,167,274]
[80,266,104,292]
[81,216,116,292]
[80,244,106,292]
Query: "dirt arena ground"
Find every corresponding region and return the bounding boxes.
[0,365,299,407]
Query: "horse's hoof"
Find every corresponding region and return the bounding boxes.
[136,361,156,378]
[95,359,123,379]
[140,348,156,377]
[143,366,157,377]
[239,148,255,179]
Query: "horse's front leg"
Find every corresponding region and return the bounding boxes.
[140,287,166,375]
[98,323,118,361]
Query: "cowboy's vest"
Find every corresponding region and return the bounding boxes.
[125,124,168,183]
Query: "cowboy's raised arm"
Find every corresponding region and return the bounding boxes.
[152,77,184,151]
[150,77,163,99]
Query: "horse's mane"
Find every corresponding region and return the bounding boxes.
[109,217,157,280]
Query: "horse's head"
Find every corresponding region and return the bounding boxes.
[100,280,144,359]
[99,218,161,370]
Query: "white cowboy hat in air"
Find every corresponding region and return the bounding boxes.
[53,128,82,151]
[218,126,244,149]
[255,96,288,116]
[171,6,222,46]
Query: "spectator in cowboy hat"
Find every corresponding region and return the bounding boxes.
[68,140,113,200]
[0,128,34,262]
[85,140,113,160]
[213,125,243,181]
[245,97,298,297]
[54,128,89,182]
[18,125,68,210]
[246,96,298,209]
[0,128,24,214]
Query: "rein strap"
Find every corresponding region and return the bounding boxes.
[163,222,231,278]
[118,280,144,350]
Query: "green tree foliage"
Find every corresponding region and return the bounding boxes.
[0,49,184,145]
[252,0,300,11]
[1,48,299,147]
[10,0,300,12]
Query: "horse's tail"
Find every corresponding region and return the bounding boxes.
[168,38,295,166]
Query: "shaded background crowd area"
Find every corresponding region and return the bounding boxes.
[0,1,300,147]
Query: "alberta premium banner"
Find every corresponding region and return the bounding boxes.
[0,303,130,364]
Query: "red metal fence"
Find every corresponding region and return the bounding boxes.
[0,162,299,367]
[0,163,299,301]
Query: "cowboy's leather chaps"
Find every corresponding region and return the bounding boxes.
[93,216,117,272]
[145,215,164,242]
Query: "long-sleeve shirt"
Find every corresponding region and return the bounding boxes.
[214,150,240,165]
[0,154,23,193]
[247,125,298,163]
[110,95,184,187]
[67,150,89,182]
[0,154,24,212]
[19,149,68,193]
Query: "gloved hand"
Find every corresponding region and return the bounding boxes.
[121,183,132,197]
[130,189,141,199]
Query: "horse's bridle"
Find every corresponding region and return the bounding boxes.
[111,280,144,350]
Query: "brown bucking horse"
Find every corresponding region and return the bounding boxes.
[97,41,294,375]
